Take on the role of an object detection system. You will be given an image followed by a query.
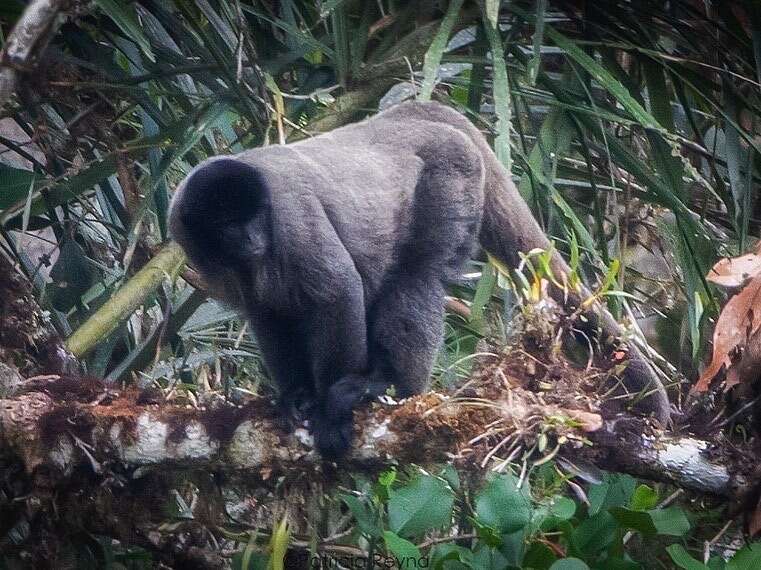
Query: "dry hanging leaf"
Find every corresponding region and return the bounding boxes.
[694,274,761,392]
[707,252,761,288]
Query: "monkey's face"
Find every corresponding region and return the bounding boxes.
[169,156,273,305]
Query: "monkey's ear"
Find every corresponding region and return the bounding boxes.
[169,157,270,265]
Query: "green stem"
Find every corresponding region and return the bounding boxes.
[65,242,186,358]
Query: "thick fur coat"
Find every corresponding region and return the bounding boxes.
[169,101,669,458]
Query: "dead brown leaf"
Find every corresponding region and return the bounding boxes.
[707,252,761,288]
[694,274,761,392]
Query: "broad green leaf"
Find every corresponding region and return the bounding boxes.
[728,542,761,570]
[549,559,590,570]
[440,464,461,491]
[570,512,618,558]
[523,542,558,569]
[469,262,496,323]
[474,473,532,534]
[548,496,577,521]
[429,543,474,570]
[388,474,454,539]
[0,165,36,211]
[340,494,380,538]
[517,108,575,216]
[383,531,423,566]
[48,239,97,313]
[629,485,658,511]
[588,473,636,516]
[610,506,690,537]
[471,543,509,570]
[667,544,710,570]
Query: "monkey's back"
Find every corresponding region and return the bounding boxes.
[235,104,486,303]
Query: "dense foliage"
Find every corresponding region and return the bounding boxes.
[1,0,760,567]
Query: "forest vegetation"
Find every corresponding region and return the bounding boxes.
[0,0,760,568]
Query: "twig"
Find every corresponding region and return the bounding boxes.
[0,0,65,107]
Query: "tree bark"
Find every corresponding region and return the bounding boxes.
[0,0,65,108]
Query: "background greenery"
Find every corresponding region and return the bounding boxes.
[0,0,759,567]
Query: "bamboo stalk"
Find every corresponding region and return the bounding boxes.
[65,242,186,358]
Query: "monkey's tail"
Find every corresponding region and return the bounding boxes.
[378,100,668,422]
[474,131,671,424]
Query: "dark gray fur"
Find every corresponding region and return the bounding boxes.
[169,101,670,459]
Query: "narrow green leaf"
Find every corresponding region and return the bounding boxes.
[469,262,496,323]
[545,26,657,128]
[482,6,512,170]
[419,0,465,101]
[527,0,547,84]
[95,0,155,61]
[330,4,350,87]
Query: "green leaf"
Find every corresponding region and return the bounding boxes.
[667,544,710,570]
[440,464,461,492]
[0,165,36,211]
[724,86,752,251]
[469,262,496,323]
[728,542,761,570]
[48,240,97,312]
[548,496,577,521]
[330,4,349,87]
[588,474,636,516]
[545,27,657,128]
[429,543,474,570]
[474,473,532,534]
[549,559,590,570]
[570,512,618,558]
[388,474,454,539]
[523,542,558,569]
[471,543,509,570]
[383,531,423,565]
[629,485,658,511]
[418,0,465,101]
[610,507,690,537]
[527,0,547,84]
[95,0,155,61]
[481,6,512,170]
[340,494,380,538]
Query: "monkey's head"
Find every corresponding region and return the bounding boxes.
[169,156,272,293]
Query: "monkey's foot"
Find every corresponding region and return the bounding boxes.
[275,389,316,433]
[311,415,353,461]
